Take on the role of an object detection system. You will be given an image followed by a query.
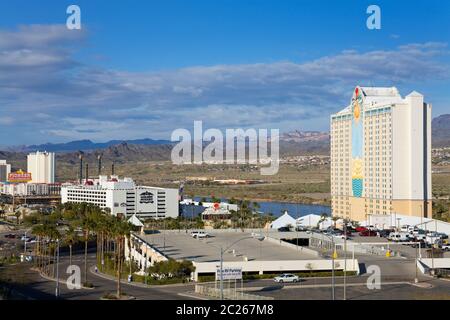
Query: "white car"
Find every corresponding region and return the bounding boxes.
[273,273,300,283]
[191,231,210,238]
[333,234,350,240]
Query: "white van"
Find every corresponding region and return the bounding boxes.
[191,231,211,239]
[400,225,410,233]
[388,232,409,242]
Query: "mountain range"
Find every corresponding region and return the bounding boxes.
[0,114,448,166]
[432,114,450,148]
[1,138,172,153]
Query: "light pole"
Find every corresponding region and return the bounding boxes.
[23,230,27,254]
[55,238,60,298]
[321,233,336,300]
[414,241,419,283]
[216,235,265,300]
[343,221,347,300]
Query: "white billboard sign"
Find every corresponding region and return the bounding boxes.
[215,267,242,280]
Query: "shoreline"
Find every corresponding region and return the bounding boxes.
[191,195,331,207]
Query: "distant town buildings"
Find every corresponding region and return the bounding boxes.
[0,160,11,182]
[61,175,179,219]
[27,151,55,183]
[330,86,432,221]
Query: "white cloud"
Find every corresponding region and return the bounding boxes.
[0,24,449,144]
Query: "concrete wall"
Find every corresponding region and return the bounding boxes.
[264,235,320,257]
[192,258,360,281]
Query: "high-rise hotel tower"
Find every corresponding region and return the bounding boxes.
[330,86,432,222]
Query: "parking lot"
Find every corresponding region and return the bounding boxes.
[139,230,320,263]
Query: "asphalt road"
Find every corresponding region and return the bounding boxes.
[2,246,197,300]
[2,229,450,300]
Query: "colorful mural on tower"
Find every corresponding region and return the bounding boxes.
[351,87,364,197]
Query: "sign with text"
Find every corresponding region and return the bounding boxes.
[215,267,242,281]
[8,170,32,183]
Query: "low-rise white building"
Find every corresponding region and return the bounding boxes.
[61,175,179,219]
[0,182,61,196]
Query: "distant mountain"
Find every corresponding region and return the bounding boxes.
[280,130,329,143]
[4,138,172,153]
[432,114,450,148]
[54,143,173,165]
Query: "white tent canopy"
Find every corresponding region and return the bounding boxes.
[128,214,144,227]
[296,214,321,227]
[270,211,296,229]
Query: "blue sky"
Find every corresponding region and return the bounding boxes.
[0,0,449,145]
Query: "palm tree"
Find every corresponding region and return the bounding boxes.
[79,206,97,286]
[64,226,79,266]
[112,218,132,298]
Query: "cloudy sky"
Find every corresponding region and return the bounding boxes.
[0,0,449,145]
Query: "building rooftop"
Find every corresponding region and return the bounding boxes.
[136,230,319,263]
[333,86,421,116]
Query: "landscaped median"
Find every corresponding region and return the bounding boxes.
[94,257,195,287]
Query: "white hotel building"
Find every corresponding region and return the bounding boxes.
[61,175,179,219]
[27,151,55,184]
[330,86,432,222]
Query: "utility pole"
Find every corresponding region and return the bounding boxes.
[331,239,335,301]
[24,230,27,254]
[220,247,224,300]
[343,221,347,300]
[55,239,60,298]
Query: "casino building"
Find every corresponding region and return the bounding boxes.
[61,175,179,219]
[330,86,432,222]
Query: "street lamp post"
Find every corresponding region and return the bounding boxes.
[343,222,347,300]
[24,231,27,254]
[220,247,224,300]
[321,233,336,300]
[55,238,60,298]
[216,235,265,300]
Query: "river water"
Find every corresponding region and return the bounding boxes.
[180,197,331,218]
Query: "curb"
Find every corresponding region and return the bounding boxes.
[177,292,210,300]
[36,268,94,290]
[89,266,194,289]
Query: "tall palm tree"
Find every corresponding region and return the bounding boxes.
[79,206,97,286]
[64,226,79,266]
[112,218,132,298]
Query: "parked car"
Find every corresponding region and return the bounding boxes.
[277,226,291,232]
[400,225,411,233]
[359,230,377,237]
[4,234,16,239]
[273,273,300,283]
[295,225,307,232]
[355,226,367,233]
[21,236,31,241]
[436,232,449,240]
[377,229,394,238]
[333,234,350,240]
[388,232,410,242]
[440,244,450,251]
[191,231,210,238]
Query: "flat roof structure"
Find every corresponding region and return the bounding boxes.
[137,231,320,263]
